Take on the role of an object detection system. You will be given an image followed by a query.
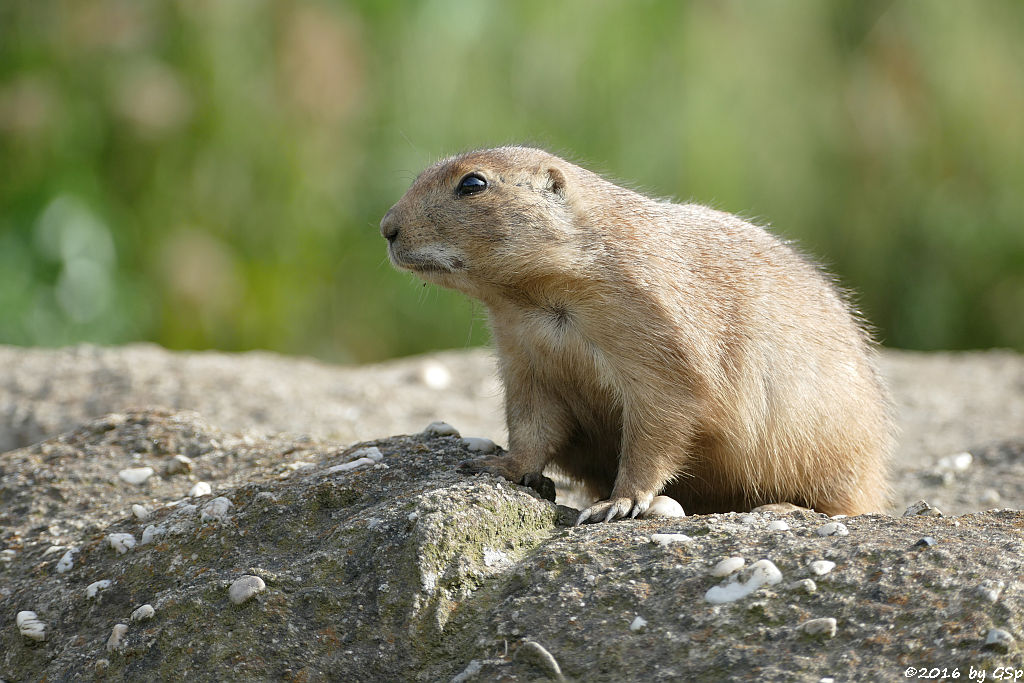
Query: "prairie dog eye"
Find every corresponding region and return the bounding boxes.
[457,173,487,197]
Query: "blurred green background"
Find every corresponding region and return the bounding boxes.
[1,1,1022,363]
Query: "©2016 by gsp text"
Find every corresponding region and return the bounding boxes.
[905,666,1024,681]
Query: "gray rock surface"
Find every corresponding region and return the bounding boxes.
[1,345,1023,680]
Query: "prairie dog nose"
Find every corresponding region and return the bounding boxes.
[380,208,400,242]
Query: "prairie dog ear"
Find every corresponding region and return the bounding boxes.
[544,165,568,200]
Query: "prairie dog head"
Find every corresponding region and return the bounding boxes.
[380,147,577,296]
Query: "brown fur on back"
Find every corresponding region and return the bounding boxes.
[381,146,894,517]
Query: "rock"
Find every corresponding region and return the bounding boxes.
[131,504,152,521]
[0,342,1022,680]
[809,560,835,576]
[936,452,973,473]
[228,575,266,605]
[815,522,849,537]
[801,617,837,638]
[55,548,76,574]
[200,497,233,523]
[629,616,647,631]
[16,611,46,641]
[710,557,745,577]
[984,628,1015,653]
[86,580,112,599]
[767,520,790,531]
[642,495,685,518]
[188,481,212,497]
[422,421,460,437]
[650,533,693,547]
[705,559,783,604]
[131,604,155,622]
[418,361,452,390]
[106,623,128,653]
[107,533,136,555]
[913,536,937,548]
[461,437,497,453]
[165,454,194,475]
[118,467,154,485]
[903,500,943,517]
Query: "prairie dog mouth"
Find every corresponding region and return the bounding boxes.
[388,244,466,274]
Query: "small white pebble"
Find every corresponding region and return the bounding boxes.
[118,467,154,485]
[903,500,943,517]
[815,522,849,537]
[820,678,836,683]
[408,511,419,522]
[0,548,15,564]
[188,481,212,497]
[86,579,112,599]
[793,578,817,594]
[767,520,790,531]
[108,533,136,554]
[462,437,498,453]
[106,623,129,653]
[809,560,836,576]
[937,451,973,472]
[642,495,685,519]
[352,446,384,462]
[980,489,1001,506]
[16,611,46,641]
[131,504,152,521]
[739,514,757,524]
[165,453,194,475]
[705,559,782,604]
[711,557,745,577]
[419,361,452,390]
[327,458,374,474]
[802,617,837,638]
[141,524,166,545]
[56,548,77,574]
[630,615,647,631]
[650,533,694,547]
[423,421,460,437]
[131,604,155,622]
[229,575,266,605]
[200,497,233,522]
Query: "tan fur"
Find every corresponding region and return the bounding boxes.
[381,146,894,522]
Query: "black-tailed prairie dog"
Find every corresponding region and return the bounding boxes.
[380,146,894,523]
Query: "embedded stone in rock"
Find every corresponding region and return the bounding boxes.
[809,560,836,576]
[131,604,155,622]
[108,533,136,554]
[650,533,694,547]
[16,611,46,641]
[815,522,849,537]
[188,481,212,497]
[802,617,837,638]
[705,559,782,604]
[422,421,460,437]
[229,575,266,605]
[106,624,129,653]
[711,557,745,578]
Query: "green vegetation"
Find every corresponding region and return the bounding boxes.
[1,1,1022,361]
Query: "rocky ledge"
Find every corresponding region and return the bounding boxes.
[0,410,1019,681]
[1,345,1023,681]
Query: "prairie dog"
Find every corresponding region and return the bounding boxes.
[380,146,893,523]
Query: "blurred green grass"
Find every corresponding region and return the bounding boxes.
[1,1,1022,362]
